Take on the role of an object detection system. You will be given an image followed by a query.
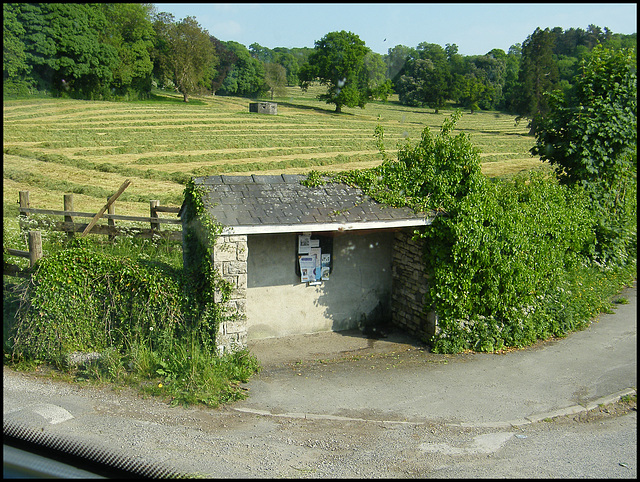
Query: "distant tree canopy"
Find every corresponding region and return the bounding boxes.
[264,62,287,99]
[154,15,217,102]
[5,3,119,98]
[3,2,636,114]
[299,30,371,113]
[217,41,267,98]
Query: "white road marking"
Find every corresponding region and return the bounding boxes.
[31,403,75,424]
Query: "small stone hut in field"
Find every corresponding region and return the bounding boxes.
[179,174,437,353]
[249,102,277,114]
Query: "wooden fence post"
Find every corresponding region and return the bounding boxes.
[64,194,74,239]
[19,191,30,233]
[28,231,42,267]
[150,200,160,232]
[19,191,30,211]
[108,199,116,242]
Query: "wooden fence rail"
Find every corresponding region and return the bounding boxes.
[17,191,182,241]
[4,191,182,278]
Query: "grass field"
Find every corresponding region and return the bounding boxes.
[3,86,543,219]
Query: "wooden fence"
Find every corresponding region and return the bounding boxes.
[3,231,43,278]
[4,189,182,278]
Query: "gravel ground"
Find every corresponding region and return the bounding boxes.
[4,357,637,478]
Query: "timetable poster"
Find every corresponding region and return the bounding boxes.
[299,255,315,283]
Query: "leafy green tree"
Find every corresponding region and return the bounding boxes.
[218,41,266,98]
[384,44,414,84]
[501,43,522,111]
[162,16,217,102]
[445,43,466,103]
[361,51,393,101]
[299,30,370,113]
[416,42,451,113]
[150,11,175,88]
[531,44,637,265]
[209,36,238,95]
[513,27,559,131]
[15,3,118,98]
[3,3,32,95]
[249,42,274,63]
[457,74,485,113]
[395,42,451,113]
[264,62,287,99]
[395,58,432,107]
[99,3,155,99]
[274,50,301,86]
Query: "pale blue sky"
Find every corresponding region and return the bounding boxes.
[153,3,637,56]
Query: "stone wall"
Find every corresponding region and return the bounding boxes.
[391,230,437,341]
[212,235,248,354]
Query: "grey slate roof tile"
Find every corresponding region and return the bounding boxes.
[192,174,430,232]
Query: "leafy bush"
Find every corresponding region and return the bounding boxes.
[422,171,619,353]
[9,246,183,364]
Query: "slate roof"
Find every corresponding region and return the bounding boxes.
[187,174,432,235]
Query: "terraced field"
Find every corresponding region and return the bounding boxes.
[3,87,541,218]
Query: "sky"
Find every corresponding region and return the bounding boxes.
[153,3,637,56]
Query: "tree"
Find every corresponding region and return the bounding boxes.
[416,42,451,113]
[396,58,435,107]
[502,44,522,111]
[3,4,31,95]
[531,44,637,265]
[160,16,217,102]
[274,50,300,86]
[249,42,274,63]
[209,36,237,95]
[361,51,393,101]
[15,3,118,98]
[99,3,155,99]
[299,30,370,113]
[264,62,287,99]
[514,28,559,132]
[395,42,451,113]
[218,41,266,98]
[385,44,414,84]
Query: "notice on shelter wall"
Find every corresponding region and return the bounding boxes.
[298,235,311,254]
[298,234,332,285]
[310,247,321,281]
[299,255,315,283]
[321,254,331,280]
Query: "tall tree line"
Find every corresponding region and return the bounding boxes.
[4,2,636,120]
[391,25,635,117]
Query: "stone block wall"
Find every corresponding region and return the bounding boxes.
[212,235,248,354]
[391,230,437,341]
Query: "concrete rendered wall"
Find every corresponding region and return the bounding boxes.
[246,232,394,340]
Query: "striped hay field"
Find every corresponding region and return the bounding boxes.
[3,87,542,218]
